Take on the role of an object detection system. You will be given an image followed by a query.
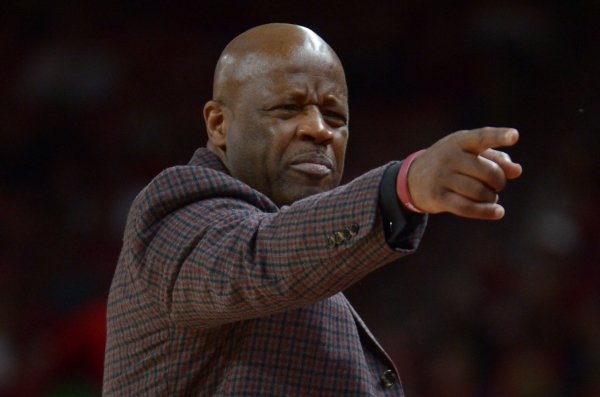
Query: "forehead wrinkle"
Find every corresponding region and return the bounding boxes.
[323,93,347,107]
[287,86,347,105]
[259,76,347,110]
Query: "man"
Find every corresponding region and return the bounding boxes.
[103,23,522,396]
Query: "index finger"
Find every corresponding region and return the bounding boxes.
[455,127,519,154]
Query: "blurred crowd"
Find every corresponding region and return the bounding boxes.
[1,1,598,396]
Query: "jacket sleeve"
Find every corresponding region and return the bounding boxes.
[123,162,427,329]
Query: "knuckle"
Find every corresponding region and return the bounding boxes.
[456,129,472,139]
[477,129,488,146]
[477,185,492,201]
[485,164,506,190]
[497,177,507,191]
[497,151,511,162]
[453,198,471,214]
[435,187,448,202]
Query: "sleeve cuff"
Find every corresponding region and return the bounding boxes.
[379,162,426,250]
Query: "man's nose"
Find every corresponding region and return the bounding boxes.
[296,106,333,144]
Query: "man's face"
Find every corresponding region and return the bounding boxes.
[222,51,349,206]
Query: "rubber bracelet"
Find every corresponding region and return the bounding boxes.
[396,149,427,213]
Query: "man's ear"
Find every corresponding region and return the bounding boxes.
[204,100,228,150]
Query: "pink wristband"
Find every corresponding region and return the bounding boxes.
[396,149,427,214]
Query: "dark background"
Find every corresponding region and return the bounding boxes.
[1,1,599,396]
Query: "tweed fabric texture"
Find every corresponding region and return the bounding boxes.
[103,148,426,396]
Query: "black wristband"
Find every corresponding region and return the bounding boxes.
[379,162,425,250]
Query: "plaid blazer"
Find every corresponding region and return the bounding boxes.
[103,148,426,396]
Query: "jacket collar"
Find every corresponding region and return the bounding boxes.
[188,147,229,174]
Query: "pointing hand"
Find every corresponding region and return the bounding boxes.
[406,127,522,220]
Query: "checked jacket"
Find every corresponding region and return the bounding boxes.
[103,148,426,396]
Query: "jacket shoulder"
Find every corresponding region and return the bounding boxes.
[135,163,275,223]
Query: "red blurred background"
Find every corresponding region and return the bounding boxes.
[1,1,599,396]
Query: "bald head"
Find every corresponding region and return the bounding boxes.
[213,23,345,104]
[203,24,349,206]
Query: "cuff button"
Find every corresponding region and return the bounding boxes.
[380,369,397,389]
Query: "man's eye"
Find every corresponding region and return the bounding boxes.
[323,112,347,126]
[276,104,300,111]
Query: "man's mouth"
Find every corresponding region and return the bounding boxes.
[289,153,333,178]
